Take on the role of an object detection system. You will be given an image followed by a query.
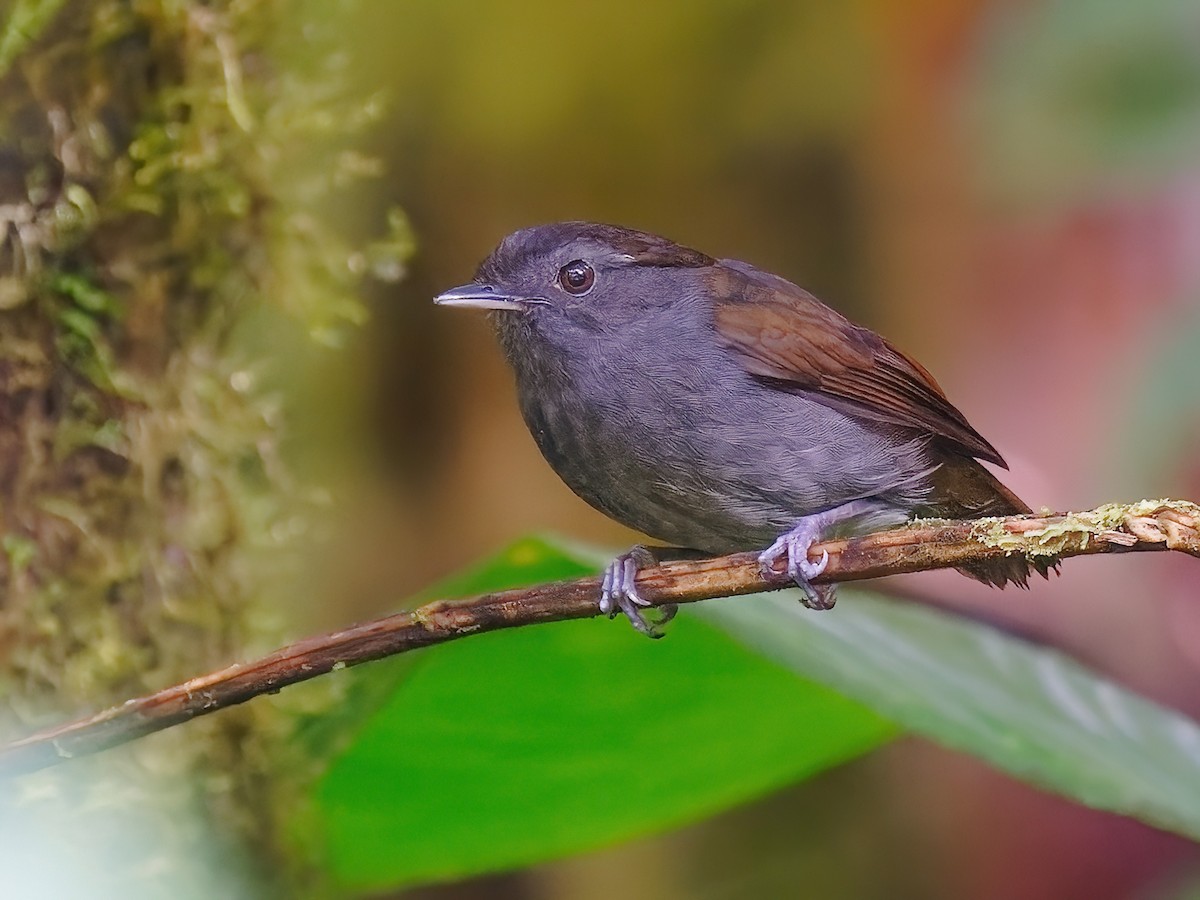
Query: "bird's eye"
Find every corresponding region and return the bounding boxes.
[557,260,595,295]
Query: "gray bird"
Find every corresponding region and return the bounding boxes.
[436,222,1048,636]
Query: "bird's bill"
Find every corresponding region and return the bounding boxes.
[434,283,528,311]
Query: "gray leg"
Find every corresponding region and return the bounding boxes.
[759,500,892,610]
[599,545,680,639]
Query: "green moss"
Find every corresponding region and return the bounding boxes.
[2,534,37,573]
[0,0,70,77]
[971,499,1198,558]
[0,0,403,892]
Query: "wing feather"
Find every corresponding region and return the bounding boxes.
[710,261,1006,467]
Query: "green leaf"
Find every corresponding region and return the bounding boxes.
[306,537,893,892]
[699,589,1200,842]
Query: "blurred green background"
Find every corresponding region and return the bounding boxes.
[5,0,1200,897]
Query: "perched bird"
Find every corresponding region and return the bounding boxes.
[436,222,1048,636]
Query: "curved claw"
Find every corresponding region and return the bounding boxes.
[801,547,829,580]
[599,546,676,639]
[758,521,837,611]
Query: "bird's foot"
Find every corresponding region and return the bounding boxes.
[758,500,899,609]
[758,517,836,610]
[599,545,677,639]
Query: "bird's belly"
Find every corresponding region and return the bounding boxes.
[518,376,932,555]
[523,403,761,552]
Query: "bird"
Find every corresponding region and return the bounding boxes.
[435,222,1049,636]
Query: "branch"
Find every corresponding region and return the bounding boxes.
[3,499,1198,777]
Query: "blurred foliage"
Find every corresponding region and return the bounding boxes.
[0,0,68,77]
[969,0,1200,203]
[351,0,880,310]
[1114,302,1200,496]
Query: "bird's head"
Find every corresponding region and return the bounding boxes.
[435,222,714,342]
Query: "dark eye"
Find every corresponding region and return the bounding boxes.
[557,260,595,295]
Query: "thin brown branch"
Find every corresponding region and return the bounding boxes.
[2,499,1198,777]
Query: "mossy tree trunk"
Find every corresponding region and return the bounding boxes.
[0,1,401,892]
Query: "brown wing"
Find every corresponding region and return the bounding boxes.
[710,260,1006,467]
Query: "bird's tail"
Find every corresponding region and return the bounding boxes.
[924,456,1057,589]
